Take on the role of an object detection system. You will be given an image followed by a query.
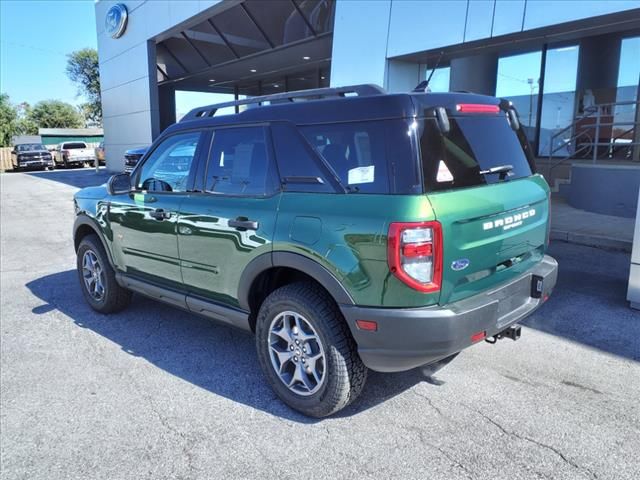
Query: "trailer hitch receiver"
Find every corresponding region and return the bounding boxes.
[485,325,521,344]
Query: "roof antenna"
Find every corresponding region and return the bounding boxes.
[413,51,444,93]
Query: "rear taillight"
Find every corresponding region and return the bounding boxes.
[455,103,500,114]
[387,221,442,293]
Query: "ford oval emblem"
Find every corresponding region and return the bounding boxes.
[105,4,128,39]
[451,258,470,271]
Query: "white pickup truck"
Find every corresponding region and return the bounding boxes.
[54,142,96,168]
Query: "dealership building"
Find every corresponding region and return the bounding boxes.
[96,0,639,208]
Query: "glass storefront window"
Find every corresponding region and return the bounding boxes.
[427,66,450,92]
[538,45,579,157]
[496,51,542,144]
[614,36,640,159]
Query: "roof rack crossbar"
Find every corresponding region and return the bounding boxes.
[180,84,386,122]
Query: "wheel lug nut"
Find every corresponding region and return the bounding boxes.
[294,356,298,362]
[290,345,294,351]
[302,358,306,363]
[295,340,299,345]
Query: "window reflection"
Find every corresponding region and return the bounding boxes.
[538,45,579,157]
[427,66,450,92]
[614,36,640,159]
[496,51,542,144]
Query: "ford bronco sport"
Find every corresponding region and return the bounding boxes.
[73,85,557,417]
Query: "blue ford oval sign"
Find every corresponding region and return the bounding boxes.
[105,4,128,39]
[451,258,470,271]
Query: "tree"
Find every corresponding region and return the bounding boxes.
[14,102,38,136]
[27,100,83,129]
[0,93,18,146]
[66,48,101,124]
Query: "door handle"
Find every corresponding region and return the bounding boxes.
[228,218,259,230]
[149,208,172,220]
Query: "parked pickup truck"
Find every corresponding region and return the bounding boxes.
[123,146,148,173]
[11,143,54,171]
[54,142,96,168]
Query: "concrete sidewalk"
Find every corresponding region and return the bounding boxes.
[551,195,635,252]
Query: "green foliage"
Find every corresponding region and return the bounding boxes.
[27,100,83,129]
[66,48,101,124]
[0,93,18,146]
[15,103,38,136]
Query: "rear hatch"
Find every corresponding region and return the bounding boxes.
[65,143,92,159]
[416,100,550,305]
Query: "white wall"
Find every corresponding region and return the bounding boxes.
[96,0,223,171]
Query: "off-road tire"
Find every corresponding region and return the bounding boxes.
[255,281,367,417]
[76,234,132,314]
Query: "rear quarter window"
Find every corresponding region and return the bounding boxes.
[299,120,419,194]
[419,116,533,192]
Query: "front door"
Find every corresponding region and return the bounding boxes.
[177,126,281,308]
[109,130,204,290]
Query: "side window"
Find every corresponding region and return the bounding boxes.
[271,123,334,193]
[299,121,390,194]
[205,127,277,196]
[136,131,201,192]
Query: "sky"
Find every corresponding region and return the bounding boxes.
[0,0,98,107]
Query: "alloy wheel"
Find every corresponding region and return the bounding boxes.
[82,250,105,301]
[268,310,327,396]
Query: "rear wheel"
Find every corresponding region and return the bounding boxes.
[76,234,131,313]
[255,281,367,417]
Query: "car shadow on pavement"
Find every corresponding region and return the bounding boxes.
[26,269,431,422]
[522,242,640,361]
[26,168,112,189]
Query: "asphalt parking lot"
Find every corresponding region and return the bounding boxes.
[1,169,639,480]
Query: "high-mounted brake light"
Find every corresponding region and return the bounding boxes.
[387,221,442,293]
[455,103,500,114]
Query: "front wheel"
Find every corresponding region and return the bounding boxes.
[255,281,367,417]
[76,234,132,313]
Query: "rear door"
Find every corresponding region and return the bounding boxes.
[417,110,550,304]
[177,125,281,309]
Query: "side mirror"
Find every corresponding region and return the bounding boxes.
[107,173,133,195]
[11,149,16,154]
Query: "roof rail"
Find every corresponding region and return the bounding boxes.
[180,84,386,122]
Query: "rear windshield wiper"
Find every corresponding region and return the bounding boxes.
[479,164,513,180]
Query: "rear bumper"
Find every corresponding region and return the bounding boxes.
[340,255,558,372]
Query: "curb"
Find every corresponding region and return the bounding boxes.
[550,229,632,253]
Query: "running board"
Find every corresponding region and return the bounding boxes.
[115,273,251,332]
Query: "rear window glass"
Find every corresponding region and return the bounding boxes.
[299,120,418,194]
[64,143,87,149]
[271,123,335,193]
[418,116,533,192]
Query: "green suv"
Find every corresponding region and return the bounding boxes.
[73,85,557,417]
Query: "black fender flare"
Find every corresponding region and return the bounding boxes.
[73,215,116,269]
[237,251,355,311]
